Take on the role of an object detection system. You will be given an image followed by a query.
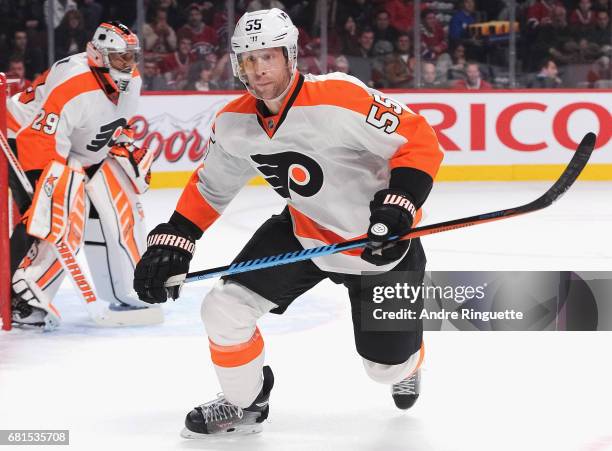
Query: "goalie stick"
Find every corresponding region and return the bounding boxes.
[180,132,596,285]
[0,130,157,327]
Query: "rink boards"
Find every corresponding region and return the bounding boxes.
[131,89,612,187]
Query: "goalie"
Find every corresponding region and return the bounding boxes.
[5,21,161,329]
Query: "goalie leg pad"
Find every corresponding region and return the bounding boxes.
[85,159,154,310]
[11,240,66,330]
[26,160,86,244]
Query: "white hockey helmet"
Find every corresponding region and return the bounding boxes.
[230,8,299,98]
[87,21,141,92]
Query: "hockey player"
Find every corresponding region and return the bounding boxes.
[6,21,160,329]
[134,8,443,437]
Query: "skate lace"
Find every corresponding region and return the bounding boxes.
[392,372,418,396]
[198,394,244,423]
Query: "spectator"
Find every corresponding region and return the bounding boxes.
[449,0,476,44]
[421,9,447,60]
[452,62,492,89]
[44,0,77,28]
[592,0,609,11]
[142,8,177,55]
[302,38,337,74]
[160,37,195,89]
[10,30,44,80]
[6,56,32,96]
[437,42,467,82]
[570,0,596,29]
[154,0,181,29]
[142,60,170,91]
[526,0,563,29]
[528,6,575,69]
[79,0,103,36]
[385,0,420,33]
[335,55,350,74]
[186,61,221,91]
[21,5,47,51]
[586,10,611,49]
[346,28,375,58]
[247,0,285,13]
[372,39,395,87]
[527,58,562,88]
[346,28,375,86]
[384,33,414,88]
[338,0,374,30]
[421,61,444,88]
[55,10,87,60]
[210,52,239,89]
[372,10,399,47]
[586,55,611,87]
[177,4,219,59]
[337,16,361,56]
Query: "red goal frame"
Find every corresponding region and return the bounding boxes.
[1,73,11,330]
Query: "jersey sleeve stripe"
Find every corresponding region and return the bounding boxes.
[174,166,221,232]
[15,71,100,171]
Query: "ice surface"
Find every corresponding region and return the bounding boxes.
[1,182,611,451]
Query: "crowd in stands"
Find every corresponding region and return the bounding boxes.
[0,0,610,92]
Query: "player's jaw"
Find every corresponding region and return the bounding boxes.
[250,69,290,100]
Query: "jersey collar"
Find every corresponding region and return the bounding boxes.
[255,72,304,138]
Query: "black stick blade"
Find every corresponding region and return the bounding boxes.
[538,132,596,206]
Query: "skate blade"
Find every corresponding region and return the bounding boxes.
[12,312,58,330]
[180,424,263,440]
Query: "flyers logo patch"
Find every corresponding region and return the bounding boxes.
[86,118,127,152]
[251,152,323,199]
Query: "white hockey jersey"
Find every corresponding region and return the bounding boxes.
[7,52,141,172]
[175,72,443,274]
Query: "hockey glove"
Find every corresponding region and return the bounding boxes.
[109,142,153,194]
[361,189,416,266]
[133,223,195,303]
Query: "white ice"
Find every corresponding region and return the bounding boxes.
[1,181,612,451]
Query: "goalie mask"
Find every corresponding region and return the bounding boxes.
[230,8,299,101]
[87,21,141,92]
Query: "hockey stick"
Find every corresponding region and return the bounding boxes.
[0,131,153,327]
[180,132,596,285]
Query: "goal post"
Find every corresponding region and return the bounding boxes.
[0,72,10,330]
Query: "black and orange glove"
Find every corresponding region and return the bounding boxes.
[360,189,416,266]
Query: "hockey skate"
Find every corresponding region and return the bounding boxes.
[11,275,61,330]
[391,369,420,410]
[11,296,61,330]
[181,366,274,439]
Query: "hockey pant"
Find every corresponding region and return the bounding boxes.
[12,158,148,311]
[201,280,424,408]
